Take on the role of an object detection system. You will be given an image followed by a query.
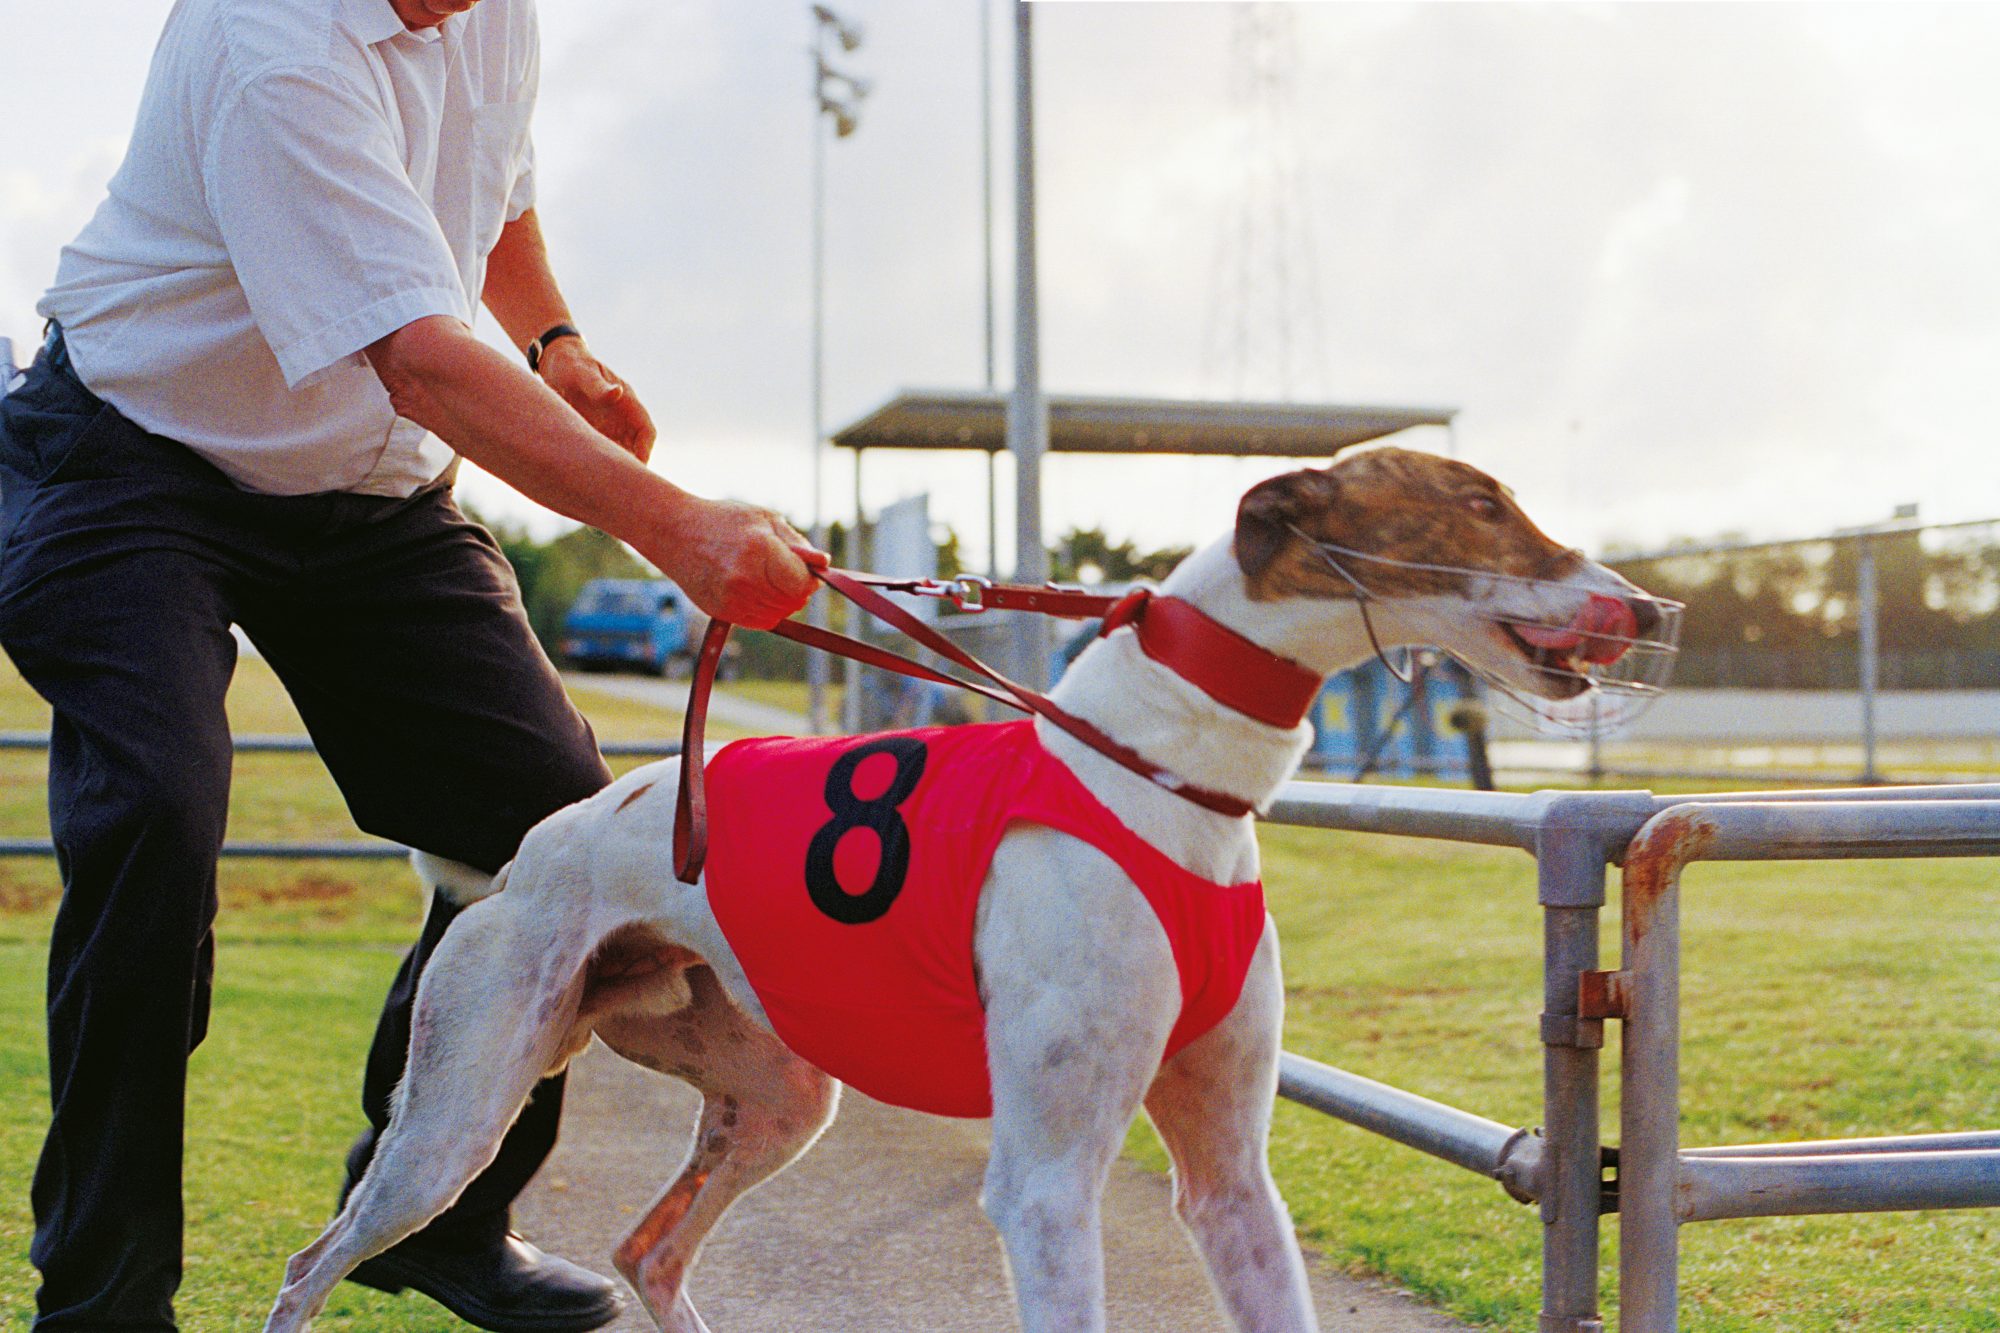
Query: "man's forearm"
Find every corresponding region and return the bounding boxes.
[480,208,656,461]
[367,315,683,551]
[365,315,818,629]
[482,208,570,351]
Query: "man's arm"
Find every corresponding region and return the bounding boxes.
[367,315,816,630]
[482,208,655,460]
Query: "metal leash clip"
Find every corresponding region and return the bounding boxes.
[893,575,994,613]
[943,575,994,612]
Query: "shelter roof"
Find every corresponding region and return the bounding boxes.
[831,390,1456,458]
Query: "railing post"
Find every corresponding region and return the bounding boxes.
[1616,807,1715,1333]
[1535,810,1611,1333]
[1532,791,1656,1333]
[1856,537,1881,784]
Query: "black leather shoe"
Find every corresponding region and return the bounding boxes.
[347,1229,623,1332]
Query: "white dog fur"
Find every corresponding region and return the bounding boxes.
[264,451,1654,1333]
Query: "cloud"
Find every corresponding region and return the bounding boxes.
[4,0,1999,565]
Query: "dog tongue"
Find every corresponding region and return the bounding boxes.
[1515,596,1639,665]
[1575,596,1639,665]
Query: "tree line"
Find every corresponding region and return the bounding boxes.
[480,508,2000,690]
[477,512,1190,681]
[1609,526,2000,689]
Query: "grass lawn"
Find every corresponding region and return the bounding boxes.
[2,655,1997,1328]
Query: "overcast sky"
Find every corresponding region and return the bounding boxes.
[4,1,1998,570]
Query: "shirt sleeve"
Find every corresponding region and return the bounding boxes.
[506,133,536,222]
[507,0,539,222]
[203,65,470,390]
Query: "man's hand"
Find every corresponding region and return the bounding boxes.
[535,337,655,461]
[658,501,825,631]
[481,209,655,459]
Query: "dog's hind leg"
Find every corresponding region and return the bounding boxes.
[1143,922,1317,1333]
[595,964,838,1332]
[264,880,598,1332]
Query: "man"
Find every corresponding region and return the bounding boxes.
[0,0,819,1328]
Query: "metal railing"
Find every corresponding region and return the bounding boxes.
[1263,780,2000,1332]
[0,732,683,860]
[5,729,1995,1327]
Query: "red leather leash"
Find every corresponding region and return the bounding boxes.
[672,567,1322,883]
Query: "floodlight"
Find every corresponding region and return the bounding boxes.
[812,4,863,53]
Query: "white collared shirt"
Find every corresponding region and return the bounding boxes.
[38,0,537,497]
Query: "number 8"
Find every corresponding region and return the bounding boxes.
[804,736,929,924]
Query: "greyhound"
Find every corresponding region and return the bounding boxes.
[265,447,1673,1332]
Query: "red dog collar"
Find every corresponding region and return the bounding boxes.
[1102,591,1321,731]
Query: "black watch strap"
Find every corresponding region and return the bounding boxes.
[525,322,581,373]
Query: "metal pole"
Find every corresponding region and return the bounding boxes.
[807,20,831,735]
[844,446,865,731]
[1535,822,1609,1333]
[980,0,996,396]
[980,0,996,580]
[1007,0,1050,689]
[1679,1148,2000,1221]
[1261,782,1544,851]
[1278,1053,1544,1196]
[1586,692,1604,784]
[1617,811,1701,1333]
[987,447,1000,579]
[980,0,1000,582]
[1857,536,1880,783]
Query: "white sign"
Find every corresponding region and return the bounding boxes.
[873,493,938,624]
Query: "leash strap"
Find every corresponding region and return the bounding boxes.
[672,567,1261,883]
[820,569,1126,616]
[670,616,733,882]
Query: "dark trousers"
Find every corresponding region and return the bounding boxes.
[0,331,613,1330]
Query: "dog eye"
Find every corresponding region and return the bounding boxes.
[1466,495,1502,521]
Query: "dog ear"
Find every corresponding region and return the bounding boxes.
[1235,469,1338,579]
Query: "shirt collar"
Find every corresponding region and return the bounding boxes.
[342,0,409,46]
[341,0,448,47]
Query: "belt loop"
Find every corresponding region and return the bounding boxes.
[1096,587,1151,638]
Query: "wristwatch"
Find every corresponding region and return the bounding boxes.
[525,323,582,373]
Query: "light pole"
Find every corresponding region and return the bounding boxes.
[1007,0,1050,689]
[979,0,1000,580]
[809,4,866,735]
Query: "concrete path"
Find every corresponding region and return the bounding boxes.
[560,672,809,736]
[515,1042,1472,1332]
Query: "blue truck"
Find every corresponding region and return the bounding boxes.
[560,578,708,676]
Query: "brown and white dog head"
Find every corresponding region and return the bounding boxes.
[1232,447,1670,707]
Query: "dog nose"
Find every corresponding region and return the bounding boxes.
[1626,597,1660,639]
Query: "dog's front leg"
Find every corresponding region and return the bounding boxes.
[1144,921,1317,1332]
[977,832,1179,1333]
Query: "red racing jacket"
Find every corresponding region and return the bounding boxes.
[701,720,1267,1117]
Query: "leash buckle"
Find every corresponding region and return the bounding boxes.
[878,574,996,613]
[944,575,993,612]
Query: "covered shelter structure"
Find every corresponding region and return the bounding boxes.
[832,389,1456,460]
[833,388,1457,557]
[831,386,1459,587]
[827,388,1458,722]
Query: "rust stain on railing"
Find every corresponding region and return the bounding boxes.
[1621,807,1717,947]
